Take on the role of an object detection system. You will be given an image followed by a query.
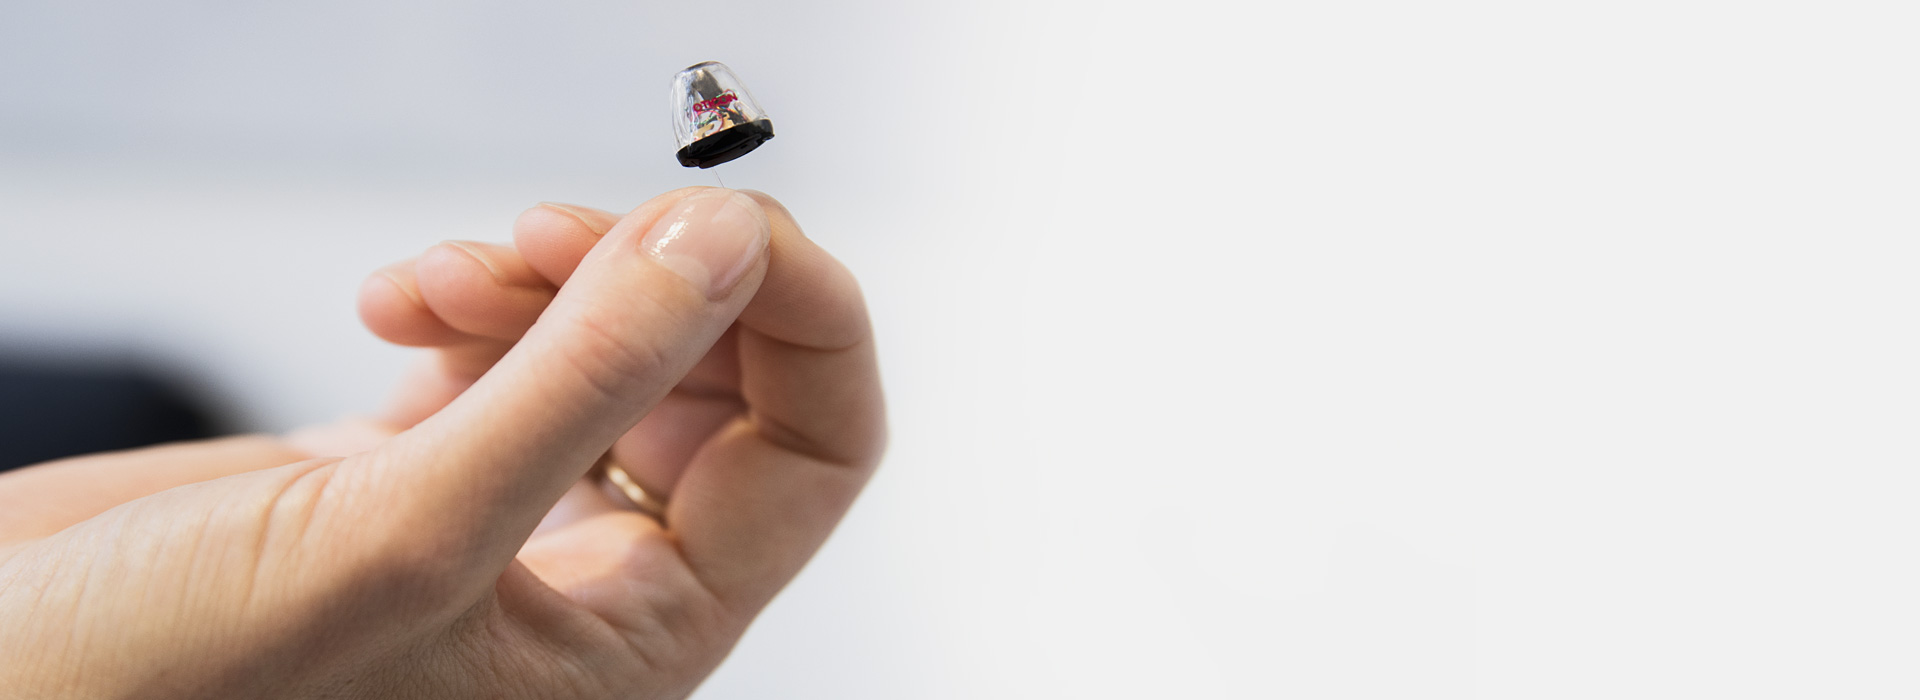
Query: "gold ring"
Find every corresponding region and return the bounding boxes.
[597,454,668,521]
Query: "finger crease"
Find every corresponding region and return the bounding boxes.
[747,410,861,469]
[754,327,872,355]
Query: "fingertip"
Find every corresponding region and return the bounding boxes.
[359,261,471,347]
[737,190,805,238]
[515,203,618,286]
[422,240,549,289]
[416,241,557,340]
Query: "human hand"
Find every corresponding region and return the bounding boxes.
[0,187,885,698]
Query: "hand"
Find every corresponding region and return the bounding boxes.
[0,188,885,699]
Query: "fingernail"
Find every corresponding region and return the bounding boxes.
[639,189,769,298]
[535,202,612,236]
[441,241,511,286]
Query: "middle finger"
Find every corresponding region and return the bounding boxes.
[416,240,558,340]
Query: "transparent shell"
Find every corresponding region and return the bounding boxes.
[670,61,770,150]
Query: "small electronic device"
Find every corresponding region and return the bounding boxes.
[670,61,775,169]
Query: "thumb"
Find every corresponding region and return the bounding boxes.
[339,187,769,589]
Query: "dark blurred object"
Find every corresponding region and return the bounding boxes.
[0,361,220,472]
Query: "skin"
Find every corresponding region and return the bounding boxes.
[0,188,886,699]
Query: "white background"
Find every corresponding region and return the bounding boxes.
[3,1,1917,697]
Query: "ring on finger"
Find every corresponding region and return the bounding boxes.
[596,453,668,522]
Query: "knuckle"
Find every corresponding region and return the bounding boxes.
[553,294,691,402]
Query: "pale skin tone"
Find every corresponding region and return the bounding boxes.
[0,188,885,698]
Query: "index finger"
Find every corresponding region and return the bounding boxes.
[665,191,888,611]
[735,191,884,464]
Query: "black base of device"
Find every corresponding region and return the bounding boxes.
[676,119,775,169]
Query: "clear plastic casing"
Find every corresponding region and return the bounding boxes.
[670,61,770,150]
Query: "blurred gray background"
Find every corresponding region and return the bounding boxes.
[4,0,1919,697]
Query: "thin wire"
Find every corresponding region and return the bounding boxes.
[712,171,727,188]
